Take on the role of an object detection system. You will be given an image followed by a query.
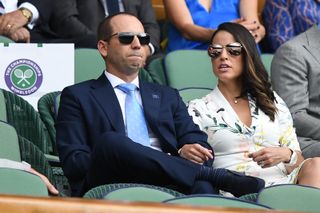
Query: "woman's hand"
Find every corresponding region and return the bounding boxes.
[179,144,213,164]
[248,147,292,168]
[29,168,59,195]
[233,18,265,43]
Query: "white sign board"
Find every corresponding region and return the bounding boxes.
[0,43,74,109]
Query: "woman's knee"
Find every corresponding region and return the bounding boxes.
[300,157,320,174]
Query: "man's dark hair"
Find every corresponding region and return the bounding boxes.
[97,12,138,41]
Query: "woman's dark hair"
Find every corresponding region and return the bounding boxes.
[210,22,277,121]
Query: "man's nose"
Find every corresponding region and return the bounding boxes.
[131,36,141,48]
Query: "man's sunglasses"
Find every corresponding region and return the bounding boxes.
[208,42,243,59]
[107,32,150,45]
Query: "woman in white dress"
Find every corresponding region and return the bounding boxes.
[188,22,320,190]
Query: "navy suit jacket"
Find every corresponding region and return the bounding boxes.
[56,73,212,195]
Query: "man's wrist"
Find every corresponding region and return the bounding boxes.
[19,7,33,23]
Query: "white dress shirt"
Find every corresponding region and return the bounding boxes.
[105,71,163,151]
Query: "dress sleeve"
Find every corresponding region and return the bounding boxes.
[187,99,206,131]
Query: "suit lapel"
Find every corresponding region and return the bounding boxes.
[139,81,161,132]
[91,73,125,134]
[303,26,320,65]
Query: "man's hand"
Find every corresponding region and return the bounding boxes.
[0,10,29,35]
[29,168,59,195]
[179,144,213,164]
[249,147,292,168]
[10,27,30,42]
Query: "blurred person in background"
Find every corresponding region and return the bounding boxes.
[164,0,265,52]
[271,24,320,158]
[51,0,161,60]
[263,0,320,53]
[0,0,52,42]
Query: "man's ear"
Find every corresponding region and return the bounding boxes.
[97,40,108,57]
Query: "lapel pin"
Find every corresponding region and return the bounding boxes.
[152,94,159,99]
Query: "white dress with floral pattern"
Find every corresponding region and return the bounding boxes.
[188,86,301,186]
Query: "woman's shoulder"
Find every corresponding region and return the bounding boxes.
[272,91,292,115]
[273,91,287,107]
[188,91,221,112]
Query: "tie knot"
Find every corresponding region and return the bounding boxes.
[117,83,137,94]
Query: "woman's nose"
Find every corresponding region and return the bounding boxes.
[220,48,229,60]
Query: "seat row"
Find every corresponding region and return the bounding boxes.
[84,183,320,212]
[0,48,274,199]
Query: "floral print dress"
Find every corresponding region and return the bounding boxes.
[188,86,301,186]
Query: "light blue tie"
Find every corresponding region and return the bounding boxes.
[117,83,149,147]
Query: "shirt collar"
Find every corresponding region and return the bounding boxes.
[104,70,140,89]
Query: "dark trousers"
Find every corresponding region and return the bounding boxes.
[84,132,217,195]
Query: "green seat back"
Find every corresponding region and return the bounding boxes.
[165,195,269,210]
[147,56,167,85]
[257,184,320,212]
[0,121,21,161]
[104,186,176,202]
[0,89,7,121]
[83,183,183,199]
[37,91,61,155]
[260,53,273,76]
[178,87,212,104]
[18,136,55,187]
[0,167,48,196]
[1,89,49,154]
[75,48,154,84]
[75,48,105,83]
[239,193,258,202]
[54,93,61,119]
[165,50,216,89]
[139,68,155,83]
[0,35,14,46]
[164,50,216,103]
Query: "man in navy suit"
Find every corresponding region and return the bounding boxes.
[56,12,265,197]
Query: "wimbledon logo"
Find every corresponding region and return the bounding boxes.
[4,59,43,96]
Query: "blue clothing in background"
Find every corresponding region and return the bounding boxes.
[263,0,320,53]
[167,0,240,52]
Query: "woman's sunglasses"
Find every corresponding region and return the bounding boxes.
[107,32,150,45]
[208,42,243,59]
